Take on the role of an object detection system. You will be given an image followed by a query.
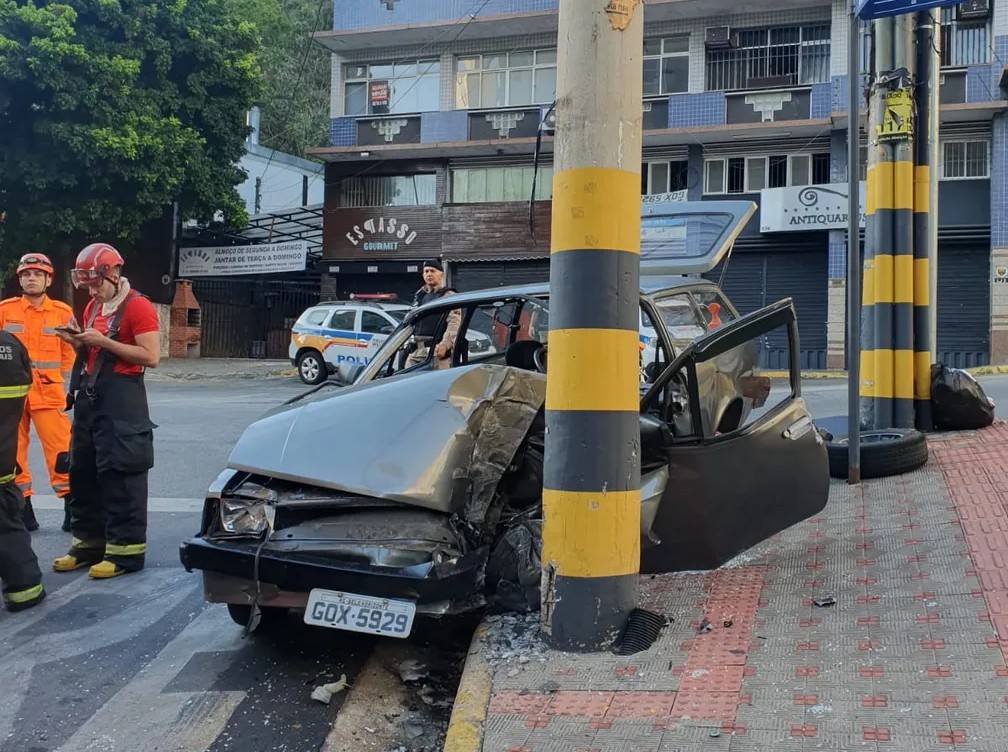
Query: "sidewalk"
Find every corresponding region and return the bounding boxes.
[449,422,1008,752]
[144,357,295,382]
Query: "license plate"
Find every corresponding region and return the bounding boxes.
[303,588,416,638]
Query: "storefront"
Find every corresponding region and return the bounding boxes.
[321,206,443,302]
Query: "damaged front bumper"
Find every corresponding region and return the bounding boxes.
[178,507,490,617]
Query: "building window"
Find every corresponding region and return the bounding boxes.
[941,140,990,179]
[706,24,831,91]
[703,153,830,194]
[644,36,690,96]
[344,60,441,116]
[940,6,990,66]
[642,160,689,195]
[340,175,437,207]
[451,165,553,203]
[455,50,557,109]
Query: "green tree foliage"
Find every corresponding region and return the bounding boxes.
[250,0,332,160]
[0,0,264,264]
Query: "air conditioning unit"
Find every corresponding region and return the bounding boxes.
[705,26,738,49]
[957,0,990,24]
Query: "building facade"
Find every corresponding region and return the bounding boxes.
[311,0,1007,367]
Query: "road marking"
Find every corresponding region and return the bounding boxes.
[30,494,204,513]
[0,568,199,743]
[55,605,247,752]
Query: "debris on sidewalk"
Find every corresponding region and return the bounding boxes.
[812,595,836,607]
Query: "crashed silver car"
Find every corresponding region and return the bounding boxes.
[179,201,830,638]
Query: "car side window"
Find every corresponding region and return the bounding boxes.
[360,311,391,334]
[654,294,707,342]
[303,309,328,326]
[328,310,356,331]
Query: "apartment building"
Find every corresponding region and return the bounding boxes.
[310,0,1006,368]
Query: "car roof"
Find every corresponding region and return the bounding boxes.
[404,276,720,319]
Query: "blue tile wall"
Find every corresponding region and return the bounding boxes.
[330,117,355,147]
[830,129,847,184]
[993,114,1008,248]
[828,231,847,279]
[421,110,468,143]
[811,82,832,120]
[967,65,995,103]
[831,74,870,115]
[334,0,558,32]
[668,92,725,129]
[996,34,1008,63]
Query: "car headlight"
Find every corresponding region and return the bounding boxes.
[220,499,276,536]
[647,337,658,348]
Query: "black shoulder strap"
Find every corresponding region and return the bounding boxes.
[66,290,141,404]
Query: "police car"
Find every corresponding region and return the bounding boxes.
[289,300,410,385]
[289,297,496,385]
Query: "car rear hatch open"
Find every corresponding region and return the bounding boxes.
[639,199,756,277]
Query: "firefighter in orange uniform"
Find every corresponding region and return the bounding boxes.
[0,253,77,532]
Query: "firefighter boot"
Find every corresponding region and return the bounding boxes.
[3,584,46,613]
[53,538,105,572]
[21,496,39,532]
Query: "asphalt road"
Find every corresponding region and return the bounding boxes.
[3,378,374,752]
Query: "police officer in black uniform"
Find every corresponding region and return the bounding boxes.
[0,329,46,612]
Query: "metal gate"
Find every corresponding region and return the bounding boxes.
[449,259,552,292]
[191,276,320,359]
[705,243,829,369]
[936,235,990,368]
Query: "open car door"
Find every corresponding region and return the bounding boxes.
[638,298,829,573]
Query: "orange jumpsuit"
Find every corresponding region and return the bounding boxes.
[0,295,77,500]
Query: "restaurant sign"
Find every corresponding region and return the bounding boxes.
[346,216,420,252]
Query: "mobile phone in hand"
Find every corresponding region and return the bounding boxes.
[54,325,81,335]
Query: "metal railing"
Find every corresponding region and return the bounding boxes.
[706,24,831,92]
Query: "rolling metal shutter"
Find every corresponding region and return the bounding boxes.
[936,232,990,368]
[704,243,828,369]
[448,259,552,292]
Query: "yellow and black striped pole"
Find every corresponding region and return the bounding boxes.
[540,0,643,651]
[860,16,920,429]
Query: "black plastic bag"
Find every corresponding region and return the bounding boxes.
[485,510,542,614]
[931,363,995,431]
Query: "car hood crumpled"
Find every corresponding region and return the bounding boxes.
[226,364,546,524]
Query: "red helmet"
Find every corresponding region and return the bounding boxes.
[72,243,125,288]
[17,252,54,277]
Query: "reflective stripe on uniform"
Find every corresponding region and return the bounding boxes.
[70,536,105,551]
[2,323,24,333]
[105,543,146,556]
[42,327,59,335]
[0,384,30,399]
[3,583,43,605]
[31,360,61,370]
[53,483,69,494]
[0,472,14,484]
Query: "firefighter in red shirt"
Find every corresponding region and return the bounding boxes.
[52,243,160,579]
[0,253,78,532]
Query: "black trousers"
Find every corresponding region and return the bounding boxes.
[68,373,156,571]
[0,482,42,607]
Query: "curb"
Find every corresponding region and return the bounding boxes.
[763,365,1008,380]
[443,618,494,752]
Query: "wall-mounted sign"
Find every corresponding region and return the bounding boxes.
[346,216,419,251]
[642,189,688,204]
[993,265,1008,284]
[369,80,389,108]
[177,240,307,277]
[760,182,867,232]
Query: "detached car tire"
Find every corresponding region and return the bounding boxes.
[826,428,928,480]
[296,350,327,385]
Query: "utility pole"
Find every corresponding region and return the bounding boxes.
[860,14,931,430]
[846,4,862,482]
[540,0,643,651]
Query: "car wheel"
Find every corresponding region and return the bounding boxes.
[825,428,929,480]
[226,603,289,630]
[297,350,326,385]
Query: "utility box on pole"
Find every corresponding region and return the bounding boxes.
[540,0,644,652]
